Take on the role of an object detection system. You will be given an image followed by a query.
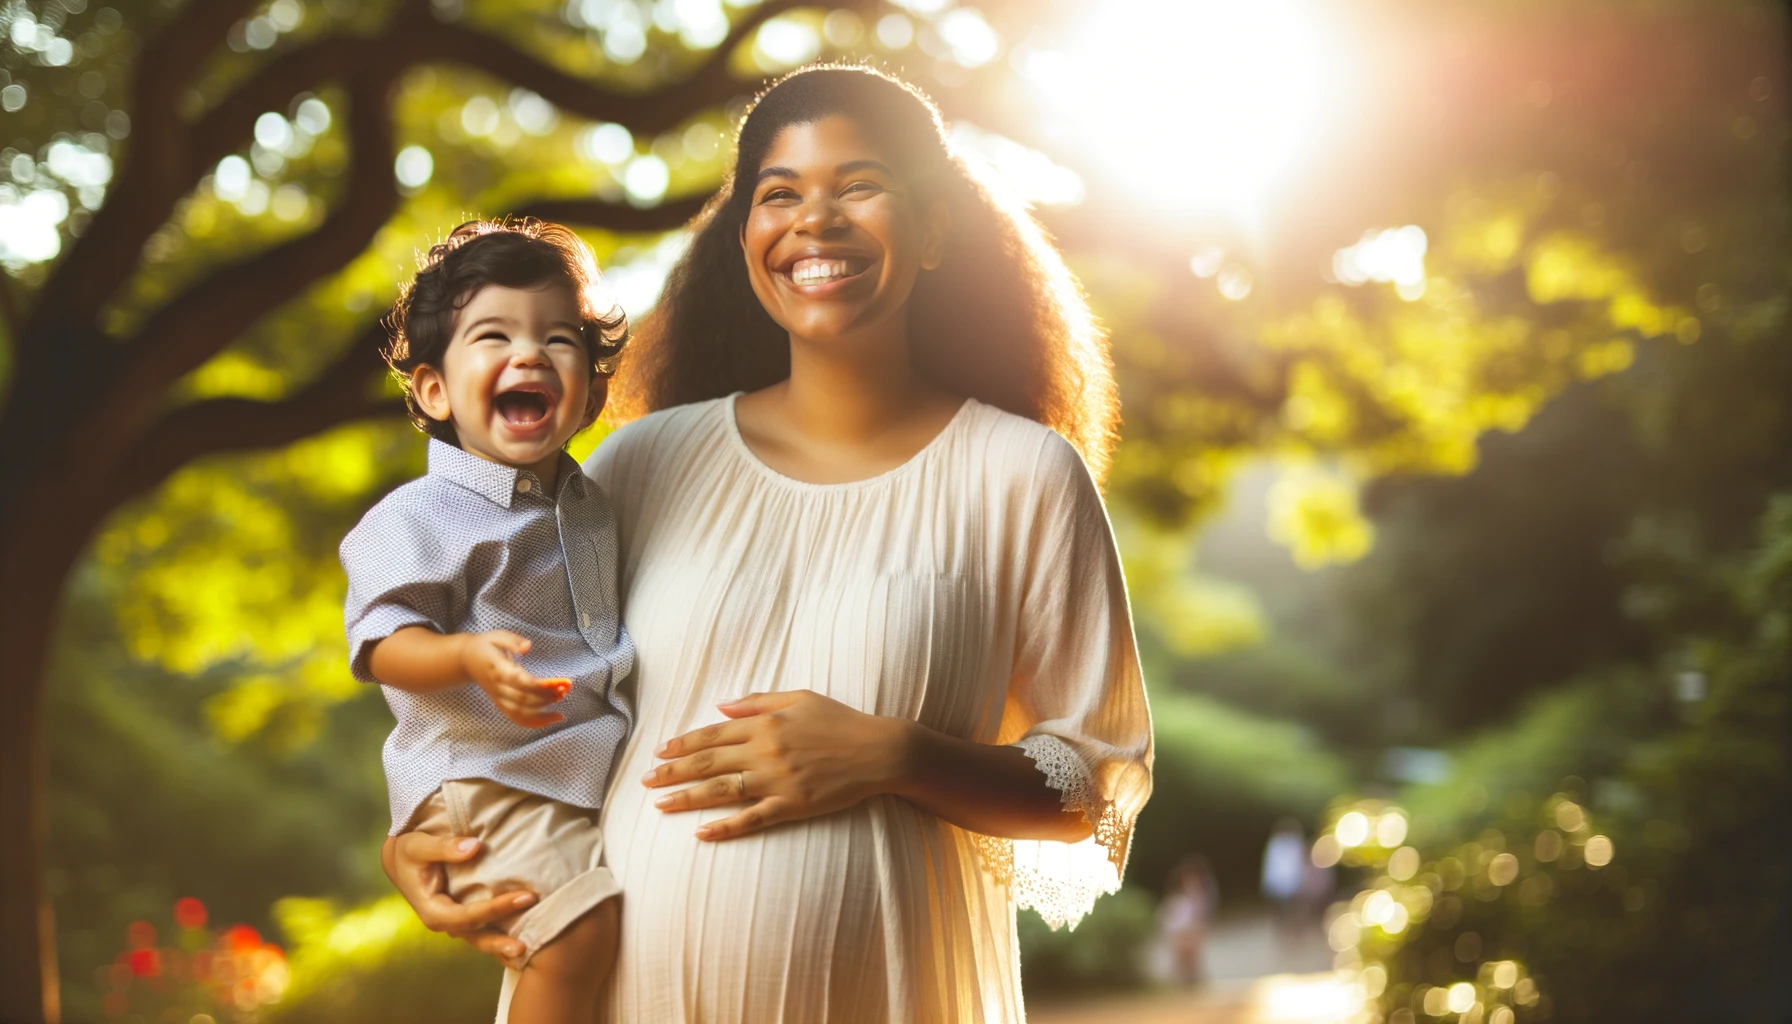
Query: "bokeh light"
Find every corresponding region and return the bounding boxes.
[1585,834,1614,868]
[394,146,434,189]
[1333,225,1428,300]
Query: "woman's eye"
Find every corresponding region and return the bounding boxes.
[759,188,798,204]
[842,181,882,197]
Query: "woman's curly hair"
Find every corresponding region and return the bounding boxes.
[384,218,629,444]
[608,64,1119,480]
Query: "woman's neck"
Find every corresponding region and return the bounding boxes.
[732,321,964,485]
[778,326,942,445]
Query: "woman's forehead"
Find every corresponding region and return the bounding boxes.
[757,115,898,176]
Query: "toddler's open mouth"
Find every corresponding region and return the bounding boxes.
[494,385,556,427]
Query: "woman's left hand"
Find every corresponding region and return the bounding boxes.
[642,689,911,841]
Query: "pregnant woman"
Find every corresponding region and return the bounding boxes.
[384,64,1153,1022]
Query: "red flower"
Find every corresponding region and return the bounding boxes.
[125,920,156,950]
[126,948,161,978]
[224,924,261,954]
[174,897,208,930]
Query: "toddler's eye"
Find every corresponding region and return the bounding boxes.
[548,334,581,347]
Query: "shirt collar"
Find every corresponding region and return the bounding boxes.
[426,439,582,508]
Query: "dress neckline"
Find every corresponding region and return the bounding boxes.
[721,391,976,493]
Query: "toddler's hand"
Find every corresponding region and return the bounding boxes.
[461,630,566,728]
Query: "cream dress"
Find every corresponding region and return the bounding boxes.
[573,394,1152,1023]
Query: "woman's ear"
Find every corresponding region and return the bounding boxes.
[920,197,951,271]
[410,365,453,426]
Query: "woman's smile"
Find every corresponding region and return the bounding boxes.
[776,248,878,294]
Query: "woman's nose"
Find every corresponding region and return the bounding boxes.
[794,195,848,235]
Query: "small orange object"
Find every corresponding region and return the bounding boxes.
[539,678,573,700]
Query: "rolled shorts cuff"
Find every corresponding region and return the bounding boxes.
[512,863,622,966]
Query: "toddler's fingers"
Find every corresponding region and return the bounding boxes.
[493,679,557,709]
[486,630,533,658]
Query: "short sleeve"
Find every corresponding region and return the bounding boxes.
[985,434,1153,930]
[339,495,467,683]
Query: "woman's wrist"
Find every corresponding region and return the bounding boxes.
[875,716,926,800]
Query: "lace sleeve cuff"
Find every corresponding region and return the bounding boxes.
[973,734,1136,930]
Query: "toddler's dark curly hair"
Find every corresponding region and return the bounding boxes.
[384,218,628,443]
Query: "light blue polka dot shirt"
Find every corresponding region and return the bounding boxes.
[341,439,634,835]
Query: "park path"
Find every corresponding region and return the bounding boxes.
[1028,911,1355,1024]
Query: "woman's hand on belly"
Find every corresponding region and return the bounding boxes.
[641,689,912,841]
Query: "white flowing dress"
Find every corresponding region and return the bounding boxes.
[579,394,1152,1023]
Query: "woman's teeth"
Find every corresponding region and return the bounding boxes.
[789,258,862,285]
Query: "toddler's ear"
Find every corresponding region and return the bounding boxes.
[411,365,452,425]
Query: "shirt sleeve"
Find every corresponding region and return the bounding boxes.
[986,432,1154,930]
[339,494,467,683]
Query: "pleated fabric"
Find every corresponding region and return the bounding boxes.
[579,394,1153,1023]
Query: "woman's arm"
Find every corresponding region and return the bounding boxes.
[641,690,1091,843]
[381,832,539,966]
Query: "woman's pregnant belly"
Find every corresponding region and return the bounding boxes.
[600,744,998,1024]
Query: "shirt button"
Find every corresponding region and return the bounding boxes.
[580,611,591,629]
[516,478,532,494]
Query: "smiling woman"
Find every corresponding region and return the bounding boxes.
[613,64,1118,478]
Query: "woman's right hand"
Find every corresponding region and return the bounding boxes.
[381,833,538,968]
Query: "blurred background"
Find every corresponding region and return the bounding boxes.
[1,0,1787,1021]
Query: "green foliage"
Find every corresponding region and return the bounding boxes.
[1333,496,1792,1024]
[268,896,502,1024]
[1017,886,1158,996]
[1130,692,1352,897]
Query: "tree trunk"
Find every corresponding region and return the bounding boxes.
[0,489,101,1024]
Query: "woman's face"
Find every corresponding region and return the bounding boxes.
[740,115,948,347]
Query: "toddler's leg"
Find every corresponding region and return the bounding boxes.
[503,898,619,1024]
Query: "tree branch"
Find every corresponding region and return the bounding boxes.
[133,0,266,143]
[415,0,879,136]
[511,192,714,232]
[24,0,268,342]
[110,320,402,506]
[0,274,20,344]
[85,66,403,463]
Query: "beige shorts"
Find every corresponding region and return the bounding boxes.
[409,778,620,966]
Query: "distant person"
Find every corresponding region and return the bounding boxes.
[1158,855,1219,985]
[1262,817,1309,942]
[1297,844,1336,925]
